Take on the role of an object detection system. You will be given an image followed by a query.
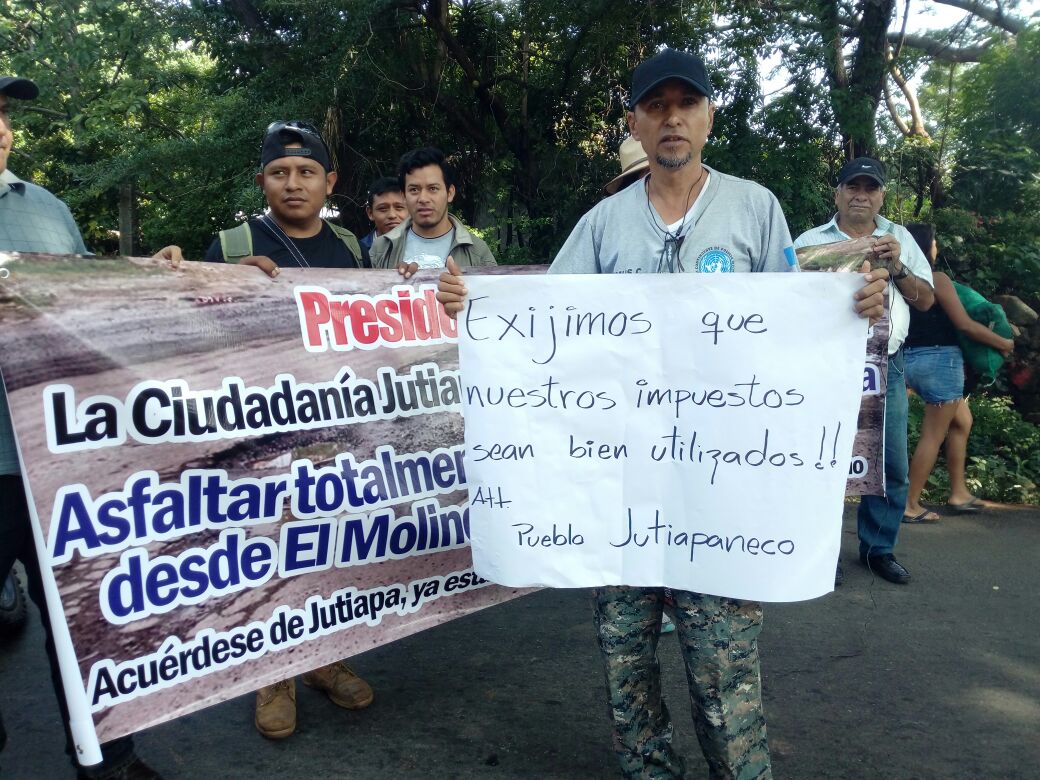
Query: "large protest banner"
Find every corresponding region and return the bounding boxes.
[457,273,868,602]
[0,254,528,761]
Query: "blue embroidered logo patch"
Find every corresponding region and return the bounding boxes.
[696,247,734,273]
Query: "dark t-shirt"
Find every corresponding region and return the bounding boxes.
[204,219,370,268]
[905,300,959,349]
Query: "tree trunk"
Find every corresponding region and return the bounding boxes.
[820,0,897,158]
[118,180,136,256]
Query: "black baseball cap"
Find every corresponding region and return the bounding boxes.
[0,76,39,100]
[260,120,332,171]
[837,157,886,187]
[628,49,713,109]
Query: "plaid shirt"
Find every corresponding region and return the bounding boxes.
[0,168,90,473]
[0,168,89,254]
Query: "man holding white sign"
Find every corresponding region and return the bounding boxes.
[439,49,887,780]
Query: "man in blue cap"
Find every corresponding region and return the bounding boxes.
[795,157,934,586]
[0,75,163,779]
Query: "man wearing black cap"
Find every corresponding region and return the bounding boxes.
[438,48,888,779]
[795,158,934,586]
[0,77,88,255]
[1,75,162,780]
[202,120,367,273]
[200,121,375,739]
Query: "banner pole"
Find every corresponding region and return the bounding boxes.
[18,442,103,766]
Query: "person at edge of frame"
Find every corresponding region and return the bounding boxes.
[0,73,165,780]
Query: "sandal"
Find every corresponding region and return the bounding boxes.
[902,509,940,524]
[948,498,983,514]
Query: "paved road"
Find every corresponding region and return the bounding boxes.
[2,504,1038,779]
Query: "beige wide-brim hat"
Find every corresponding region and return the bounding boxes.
[603,136,650,195]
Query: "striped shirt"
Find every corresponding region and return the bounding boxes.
[0,168,90,473]
[794,213,933,355]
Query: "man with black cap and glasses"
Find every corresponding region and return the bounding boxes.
[201,120,368,274]
[795,158,934,586]
[195,121,376,738]
[0,74,162,780]
[438,48,889,779]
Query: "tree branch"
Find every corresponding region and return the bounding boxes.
[892,0,911,59]
[883,76,911,135]
[226,0,267,34]
[886,44,929,137]
[885,31,990,61]
[818,0,849,90]
[21,105,69,119]
[933,0,1026,33]
[418,2,517,155]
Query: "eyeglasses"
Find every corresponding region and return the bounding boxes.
[264,119,322,139]
[656,234,686,273]
[260,120,328,167]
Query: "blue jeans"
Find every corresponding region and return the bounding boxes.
[858,349,908,558]
[905,345,964,404]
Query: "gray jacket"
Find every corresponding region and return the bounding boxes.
[370,214,497,269]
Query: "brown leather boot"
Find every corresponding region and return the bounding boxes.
[301,662,374,710]
[254,678,296,739]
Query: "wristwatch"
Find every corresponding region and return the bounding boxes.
[892,263,910,281]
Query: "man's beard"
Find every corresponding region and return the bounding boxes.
[656,151,693,170]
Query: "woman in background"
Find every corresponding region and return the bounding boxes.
[902,224,1014,523]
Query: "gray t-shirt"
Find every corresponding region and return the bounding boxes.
[549,165,797,275]
[403,227,455,269]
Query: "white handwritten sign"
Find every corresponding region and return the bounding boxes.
[457,273,867,602]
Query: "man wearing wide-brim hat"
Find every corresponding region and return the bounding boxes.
[603,135,650,196]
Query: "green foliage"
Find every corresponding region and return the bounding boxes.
[948,27,1040,216]
[1,0,1036,298]
[887,28,1040,308]
[908,393,1040,504]
[933,207,1040,304]
[0,0,855,260]
[1,1,1038,512]
[0,0,251,256]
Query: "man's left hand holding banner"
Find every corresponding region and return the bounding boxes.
[0,253,528,755]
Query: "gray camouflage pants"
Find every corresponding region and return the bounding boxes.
[593,586,770,780]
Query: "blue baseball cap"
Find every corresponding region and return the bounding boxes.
[0,76,39,100]
[629,49,713,109]
[838,157,886,186]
